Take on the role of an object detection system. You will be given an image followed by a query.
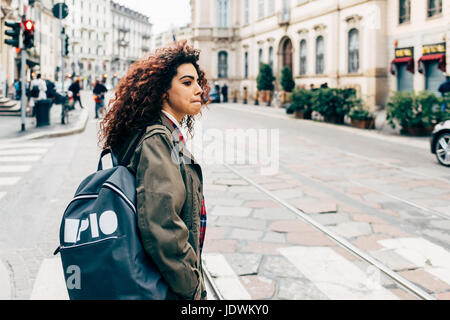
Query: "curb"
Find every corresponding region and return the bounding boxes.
[1,108,89,143]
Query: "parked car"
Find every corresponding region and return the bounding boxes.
[209,89,220,103]
[431,120,450,167]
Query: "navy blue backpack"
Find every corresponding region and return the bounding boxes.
[54,131,168,299]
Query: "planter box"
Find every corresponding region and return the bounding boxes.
[294,110,305,119]
[350,118,375,129]
[401,125,435,136]
[324,115,345,124]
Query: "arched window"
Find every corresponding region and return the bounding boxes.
[269,46,274,68]
[218,0,229,27]
[218,51,228,78]
[315,36,324,74]
[259,48,264,66]
[300,39,307,75]
[348,29,359,73]
[244,52,249,78]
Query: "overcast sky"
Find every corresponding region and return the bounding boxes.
[114,0,192,35]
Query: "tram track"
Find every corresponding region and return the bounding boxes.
[221,162,437,300]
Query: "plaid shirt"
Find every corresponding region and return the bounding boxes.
[164,114,207,253]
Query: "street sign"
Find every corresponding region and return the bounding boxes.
[52,3,69,19]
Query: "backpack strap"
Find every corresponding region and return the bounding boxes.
[120,124,171,167]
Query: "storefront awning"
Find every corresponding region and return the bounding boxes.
[391,56,414,74]
[418,53,446,72]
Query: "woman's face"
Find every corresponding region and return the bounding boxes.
[163,63,204,122]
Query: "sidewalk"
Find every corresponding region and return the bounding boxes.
[215,102,431,151]
[0,102,89,142]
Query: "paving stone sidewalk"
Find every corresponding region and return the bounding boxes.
[201,163,425,300]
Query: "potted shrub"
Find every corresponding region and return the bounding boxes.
[257,63,275,106]
[291,87,314,119]
[312,88,351,124]
[386,91,441,136]
[280,66,295,105]
[348,100,375,129]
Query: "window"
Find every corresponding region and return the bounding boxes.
[348,29,359,73]
[268,0,275,14]
[269,46,274,68]
[258,0,264,19]
[258,48,263,65]
[300,39,307,75]
[244,52,249,78]
[218,0,229,27]
[315,36,324,74]
[218,51,228,78]
[399,0,411,23]
[244,0,249,25]
[428,0,442,17]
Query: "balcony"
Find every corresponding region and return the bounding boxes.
[118,39,129,47]
[277,9,291,26]
[213,27,234,40]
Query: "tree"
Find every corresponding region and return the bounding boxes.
[257,63,275,91]
[280,66,295,93]
[257,63,275,106]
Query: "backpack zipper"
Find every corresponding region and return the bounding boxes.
[102,182,136,214]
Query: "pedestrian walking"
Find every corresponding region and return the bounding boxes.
[68,78,84,109]
[29,74,47,116]
[98,40,209,300]
[438,75,450,112]
[221,83,228,102]
[92,80,107,118]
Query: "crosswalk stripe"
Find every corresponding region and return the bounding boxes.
[378,237,450,285]
[0,156,41,162]
[31,257,69,300]
[278,246,399,300]
[0,143,53,149]
[202,253,252,300]
[0,165,32,173]
[0,192,6,201]
[0,148,48,156]
[0,177,21,186]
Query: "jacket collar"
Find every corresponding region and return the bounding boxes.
[160,113,198,166]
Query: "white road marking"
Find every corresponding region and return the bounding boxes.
[278,246,399,300]
[0,156,41,162]
[0,165,32,173]
[0,260,11,299]
[30,258,69,300]
[0,177,21,186]
[0,192,5,201]
[0,143,53,149]
[202,253,251,300]
[0,148,48,156]
[378,237,450,285]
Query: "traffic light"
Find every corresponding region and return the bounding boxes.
[64,35,69,56]
[23,20,35,49]
[4,21,20,48]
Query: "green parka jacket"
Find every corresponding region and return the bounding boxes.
[115,114,206,300]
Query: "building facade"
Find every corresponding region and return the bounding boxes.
[153,24,192,51]
[62,0,113,88]
[111,1,152,87]
[387,0,449,97]
[190,0,449,109]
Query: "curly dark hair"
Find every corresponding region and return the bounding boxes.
[99,40,210,151]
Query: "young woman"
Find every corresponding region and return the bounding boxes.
[99,40,210,300]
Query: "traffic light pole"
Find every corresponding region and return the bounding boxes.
[20,2,26,131]
[60,4,64,94]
